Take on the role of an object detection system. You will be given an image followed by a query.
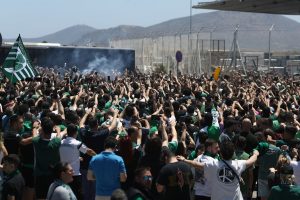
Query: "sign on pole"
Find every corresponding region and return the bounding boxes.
[175,51,183,76]
[176,51,183,62]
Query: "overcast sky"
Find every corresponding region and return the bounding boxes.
[1,0,300,38]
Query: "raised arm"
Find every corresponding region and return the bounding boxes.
[108,108,119,132]
[79,108,92,128]
[57,99,65,120]
[245,150,259,168]
[176,155,205,170]
[160,119,168,147]
[170,120,178,143]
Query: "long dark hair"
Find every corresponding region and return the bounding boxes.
[51,162,70,179]
[118,136,133,165]
[144,137,162,159]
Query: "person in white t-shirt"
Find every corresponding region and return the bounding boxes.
[177,141,259,200]
[194,139,219,200]
[59,123,96,199]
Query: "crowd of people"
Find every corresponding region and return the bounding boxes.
[0,67,300,200]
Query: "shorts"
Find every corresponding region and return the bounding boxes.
[258,179,270,198]
[20,166,34,188]
[35,175,54,199]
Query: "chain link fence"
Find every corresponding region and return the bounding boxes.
[111,33,225,75]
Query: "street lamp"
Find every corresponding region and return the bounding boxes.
[209,27,216,74]
[190,0,192,35]
[268,24,274,72]
[197,27,205,74]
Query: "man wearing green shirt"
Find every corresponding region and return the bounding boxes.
[32,117,64,200]
[268,165,300,200]
[257,139,281,200]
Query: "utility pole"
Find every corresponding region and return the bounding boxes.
[174,33,177,74]
[188,0,192,75]
[228,25,246,75]
[209,27,216,74]
[196,27,204,75]
[197,32,201,74]
[268,24,274,72]
[188,33,191,75]
[190,0,192,35]
[233,26,238,70]
[142,38,144,68]
[179,34,182,51]
[162,35,165,72]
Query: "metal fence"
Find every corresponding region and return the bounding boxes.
[111,33,225,75]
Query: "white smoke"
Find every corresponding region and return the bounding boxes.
[36,47,134,77]
[82,53,128,78]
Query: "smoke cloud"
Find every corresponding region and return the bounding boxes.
[26,46,135,75]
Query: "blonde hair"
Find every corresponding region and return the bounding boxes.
[276,154,290,171]
[280,174,295,185]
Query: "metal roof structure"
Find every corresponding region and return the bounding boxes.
[193,0,300,15]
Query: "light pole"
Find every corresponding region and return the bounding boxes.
[268,24,274,72]
[196,32,200,74]
[142,37,144,68]
[173,33,177,74]
[209,27,216,74]
[197,27,205,75]
[189,0,192,75]
[161,34,165,72]
[190,0,192,35]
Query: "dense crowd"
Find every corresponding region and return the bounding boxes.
[0,67,300,200]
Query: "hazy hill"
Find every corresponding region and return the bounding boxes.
[7,11,300,51]
[19,25,96,45]
[75,11,300,51]
[74,25,146,46]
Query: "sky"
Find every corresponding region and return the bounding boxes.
[1,0,300,39]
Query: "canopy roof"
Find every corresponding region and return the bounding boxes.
[193,0,300,15]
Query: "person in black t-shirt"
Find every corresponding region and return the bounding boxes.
[79,108,118,200]
[156,148,194,200]
[139,137,164,197]
[2,154,25,200]
[3,115,23,155]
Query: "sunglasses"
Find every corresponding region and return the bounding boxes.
[143,175,152,181]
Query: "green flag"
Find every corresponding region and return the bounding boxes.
[2,35,38,83]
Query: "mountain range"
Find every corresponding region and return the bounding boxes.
[5,11,300,51]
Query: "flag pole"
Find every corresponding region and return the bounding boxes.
[10,35,20,84]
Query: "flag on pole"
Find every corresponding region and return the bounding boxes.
[1,35,38,83]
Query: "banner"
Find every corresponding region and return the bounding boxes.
[2,35,38,83]
[213,66,221,81]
